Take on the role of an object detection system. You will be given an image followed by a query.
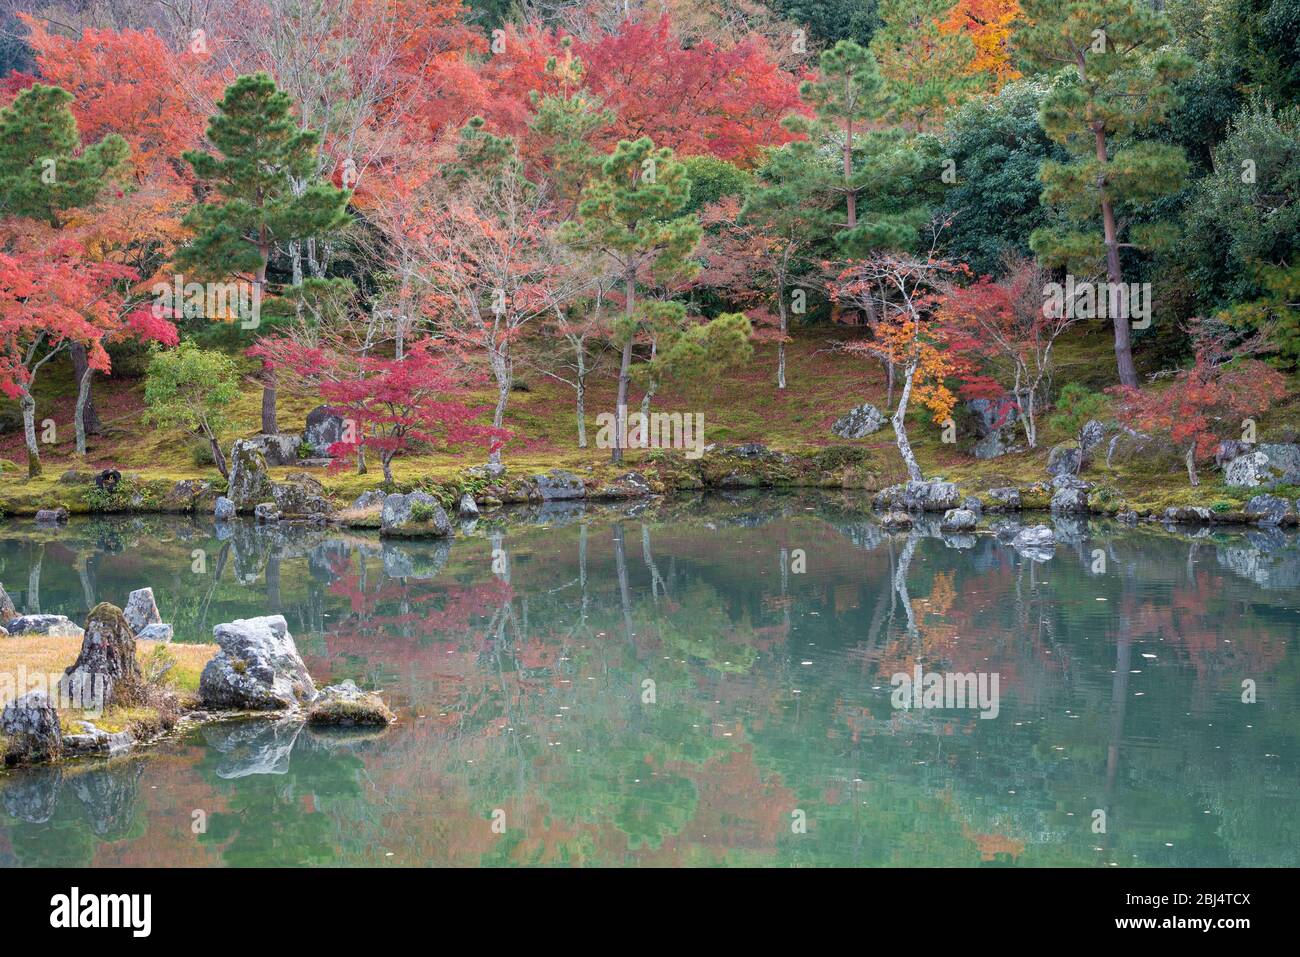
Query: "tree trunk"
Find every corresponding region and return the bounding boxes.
[1185,444,1199,487]
[256,251,277,432]
[207,432,228,478]
[892,359,924,483]
[489,346,511,467]
[382,451,394,486]
[70,342,102,440]
[1093,120,1137,387]
[777,298,788,389]
[613,266,636,465]
[21,390,41,478]
[575,371,587,448]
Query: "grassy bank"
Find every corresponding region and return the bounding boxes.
[4,325,1300,519]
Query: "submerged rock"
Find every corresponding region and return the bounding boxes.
[34,507,69,526]
[199,615,316,710]
[2,691,62,764]
[307,680,394,727]
[940,508,978,532]
[873,480,962,512]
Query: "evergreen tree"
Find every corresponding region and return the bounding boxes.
[178,73,351,433]
[1016,0,1192,387]
[870,0,978,132]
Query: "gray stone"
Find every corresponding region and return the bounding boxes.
[1244,494,1293,526]
[34,507,69,525]
[1050,483,1089,515]
[60,603,140,708]
[2,691,62,763]
[307,679,394,727]
[1046,444,1082,478]
[831,403,886,439]
[351,490,387,511]
[993,520,1024,542]
[535,469,586,501]
[940,508,978,532]
[63,723,134,756]
[270,480,331,518]
[1216,440,1251,469]
[987,487,1022,510]
[304,405,347,456]
[973,428,1019,460]
[1012,525,1055,549]
[199,614,316,710]
[873,480,962,512]
[255,502,281,524]
[458,492,479,517]
[961,496,984,517]
[136,623,173,643]
[1224,443,1300,488]
[5,614,83,639]
[1080,419,1106,456]
[214,496,236,521]
[244,432,301,466]
[1164,506,1214,523]
[0,582,16,627]
[122,587,161,635]
[226,440,274,509]
[380,491,451,537]
[596,471,654,499]
[879,511,913,530]
[967,398,1018,434]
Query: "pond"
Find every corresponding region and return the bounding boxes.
[1,493,1298,867]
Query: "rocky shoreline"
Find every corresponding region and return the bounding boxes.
[1,593,393,772]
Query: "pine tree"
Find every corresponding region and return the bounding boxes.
[871,0,978,132]
[1016,0,1192,387]
[561,137,701,464]
[178,73,351,433]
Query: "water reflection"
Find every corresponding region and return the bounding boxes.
[1,493,1298,867]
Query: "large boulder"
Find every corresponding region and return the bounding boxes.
[873,480,962,512]
[1050,481,1089,515]
[59,603,141,708]
[986,487,1022,511]
[199,615,316,710]
[122,587,161,635]
[226,440,274,510]
[831,403,886,439]
[306,680,394,727]
[214,496,236,521]
[1105,429,1183,471]
[380,491,451,538]
[1079,420,1107,457]
[304,406,347,456]
[271,475,332,518]
[34,507,69,525]
[1224,443,1300,488]
[0,582,16,627]
[940,508,978,532]
[5,614,83,639]
[1244,494,1294,526]
[1046,444,1082,478]
[243,432,301,466]
[2,691,62,764]
[534,469,586,501]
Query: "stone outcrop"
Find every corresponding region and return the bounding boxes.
[873,480,962,512]
[535,469,586,500]
[5,614,83,638]
[199,615,316,710]
[940,508,978,532]
[2,691,62,764]
[226,439,275,509]
[1244,494,1294,526]
[307,680,394,727]
[60,603,141,708]
[305,406,347,455]
[380,491,451,537]
[831,403,886,439]
[1223,443,1300,488]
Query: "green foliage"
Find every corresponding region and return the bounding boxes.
[528,86,613,213]
[177,73,351,284]
[0,84,129,225]
[641,310,755,389]
[770,0,882,49]
[678,156,752,215]
[84,473,160,513]
[1048,382,1108,444]
[408,499,439,523]
[870,0,977,131]
[142,341,240,443]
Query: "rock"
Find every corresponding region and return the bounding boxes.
[967,397,1018,435]
[1,691,62,764]
[62,722,134,756]
[940,508,978,532]
[161,479,214,512]
[199,614,316,710]
[1164,506,1214,523]
[1046,444,1082,478]
[1224,443,1300,488]
[961,496,984,517]
[1105,429,1183,471]
[1080,419,1106,456]
[34,507,69,525]
[726,443,775,459]
[596,471,654,499]
[214,496,236,521]
[873,480,962,512]
[59,603,141,708]
[1050,483,1089,515]
[992,519,1023,542]
[986,487,1022,510]
[1118,510,1139,525]
[1215,440,1251,469]
[352,490,387,511]
[831,403,886,439]
[1012,525,1055,549]
[136,623,173,643]
[270,479,332,518]
[534,469,586,501]
[5,614,83,638]
[304,405,347,456]
[380,491,451,537]
[1244,494,1293,526]
[458,492,479,517]
[226,439,274,509]
[973,429,1019,460]
[879,511,914,530]
[1224,452,1267,488]
[122,587,161,635]
[306,680,394,727]
[0,582,15,627]
[255,502,281,524]
[204,717,304,778]
[244,432,301,466]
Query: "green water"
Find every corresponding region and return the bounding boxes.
[1,493,1298,867]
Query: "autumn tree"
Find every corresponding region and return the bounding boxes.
[829,252,964,481]
[1109,317,1287,485]
[178,73,352,433]
[1015,0,1192,387]
[142,341,240,477]
[941,0,1022,92]
[561,137,702,464]
[871,0,977,131]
